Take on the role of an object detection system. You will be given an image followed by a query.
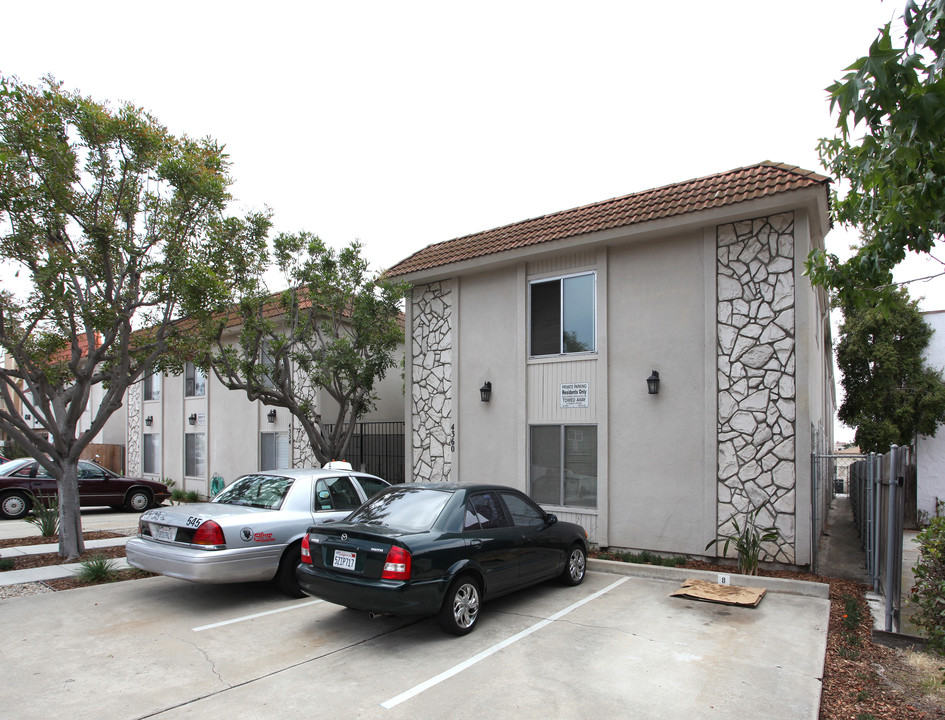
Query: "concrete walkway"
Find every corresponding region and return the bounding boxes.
[817,493,923,637]
[0,507,136,585]
[0,537,131,584]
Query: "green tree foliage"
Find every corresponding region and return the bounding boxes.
[808,0,945,304]
[835,287,945,451]
[204,233,408,466]
[0,75,269,559]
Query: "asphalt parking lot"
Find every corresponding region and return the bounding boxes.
[1,559,830,719]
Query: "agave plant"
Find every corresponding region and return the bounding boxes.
[705,501,781,576]
[25,491,59,537]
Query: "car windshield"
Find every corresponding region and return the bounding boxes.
[213,474,294,510]
[346,487,452,532]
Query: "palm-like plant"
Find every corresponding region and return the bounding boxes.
[705,501,781,576]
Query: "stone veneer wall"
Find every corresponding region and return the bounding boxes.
[127,380,142,476]
[717,212,796,564]
[411,281,453,482]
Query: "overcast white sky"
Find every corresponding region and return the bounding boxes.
[2,0,943,443]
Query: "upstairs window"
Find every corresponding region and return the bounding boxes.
[143,371,161,401]
[530,272,596,356]
[185,362,206,398]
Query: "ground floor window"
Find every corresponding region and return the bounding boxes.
[529,424,597,508]
[260,431,289,471]
[185,432,206,477]
[143,434,160,475]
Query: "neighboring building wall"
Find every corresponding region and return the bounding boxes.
[918,310,945,519]
[129,340,405,495]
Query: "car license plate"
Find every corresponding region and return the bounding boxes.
[151,524,176,542]
[333,549,357,570]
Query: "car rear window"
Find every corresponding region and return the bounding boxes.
[346,487,451,532]
[213,474,294,510]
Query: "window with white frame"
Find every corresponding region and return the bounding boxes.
[529,424,598,508]
[143,434,161,475]
[185,432,206,477]
[184,362,206,398]
[143,371,161,401]
[260,431,289,471]
[529,272,596,356]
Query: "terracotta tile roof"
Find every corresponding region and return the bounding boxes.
[50,332,103,363]
[386,161,829,278]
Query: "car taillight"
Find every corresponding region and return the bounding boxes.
[192,520,225,546]
[381,545,411,580]
[138,520,151,537]
[301,534,311,565]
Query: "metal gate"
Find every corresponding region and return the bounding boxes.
[812,447,908,632]
[324,421,405,483]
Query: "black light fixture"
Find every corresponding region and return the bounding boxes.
[480,381,492,403]
[145,415,153,427]
[24,413,31,421]
[188,413,197,426]
[267,408,277,423]
[646,370,660,395]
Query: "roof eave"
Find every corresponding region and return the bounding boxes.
[394,184,830,284]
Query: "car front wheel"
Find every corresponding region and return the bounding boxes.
[437,575,481,635]
[0,491,30,520]
[124,489,152,512]
[560,544,587,586]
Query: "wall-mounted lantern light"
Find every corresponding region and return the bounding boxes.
[480,381,492,403]
[646,370,660,395]
[188,413,197,426]
[267,408,277,423]
[145,416,153,427]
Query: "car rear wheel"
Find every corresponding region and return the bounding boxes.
[124,488,152,512]
[437,575,481,635]
[275,542,306,598]
[560,544,587,586]
[0,491,30,520]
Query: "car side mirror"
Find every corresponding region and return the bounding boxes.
[545,513,558,526]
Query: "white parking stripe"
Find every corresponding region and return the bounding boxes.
[380,577,629,710]
[192,599,323,632]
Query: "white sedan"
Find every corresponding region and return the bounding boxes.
[125,464,390,596]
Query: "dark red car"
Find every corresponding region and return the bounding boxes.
[0,458,170,519]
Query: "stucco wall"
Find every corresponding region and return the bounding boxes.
[918,310,945,518]
[606,230,713,553]
[455,267,523,487]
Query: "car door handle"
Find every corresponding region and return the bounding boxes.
[469,539,483,549]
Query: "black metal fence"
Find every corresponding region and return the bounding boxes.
[325,421,405,483]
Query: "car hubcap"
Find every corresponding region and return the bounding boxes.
[3,496,25,517]
[569,549,586,581]
[130,494,148,510]
[453,583,480,629]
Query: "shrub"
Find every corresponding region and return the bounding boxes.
[705,501,781,576]
[25,491,59,537]
[73,554,120,583]
[912,516,945,654]
[184,490,201,503]
[170,488,187,504]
